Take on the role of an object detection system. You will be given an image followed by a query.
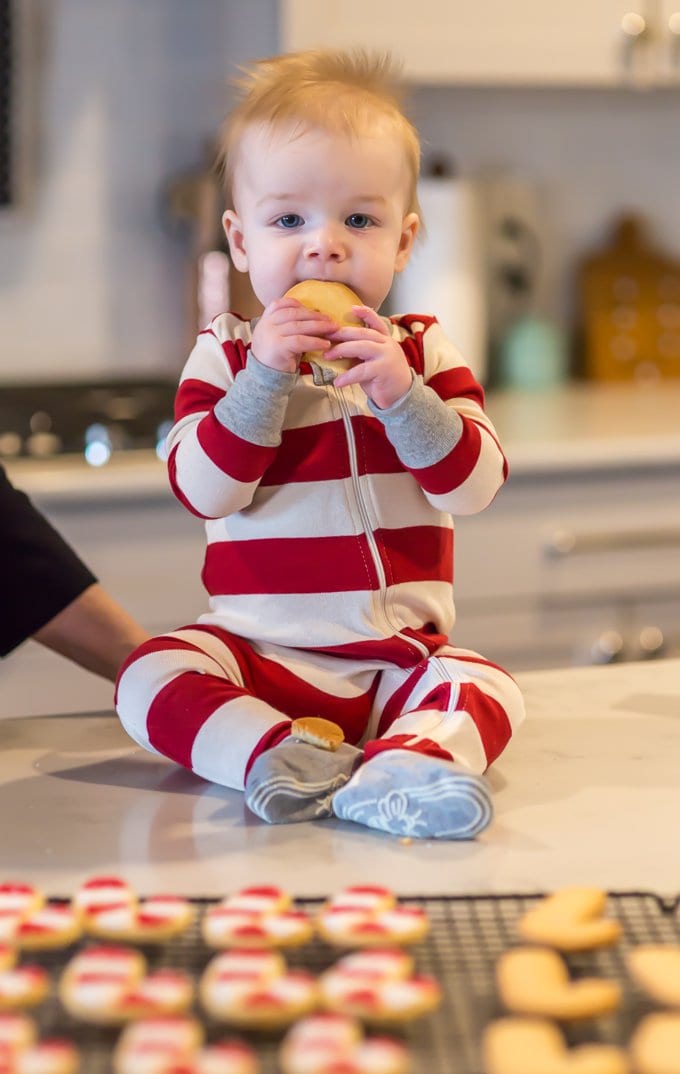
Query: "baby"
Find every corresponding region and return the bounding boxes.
[115,48,525,840]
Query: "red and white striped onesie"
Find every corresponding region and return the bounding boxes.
[115,311,525,790]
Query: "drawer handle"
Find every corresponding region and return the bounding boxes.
[545,526,680,558]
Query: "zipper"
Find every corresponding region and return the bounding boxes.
[335,387,429,660]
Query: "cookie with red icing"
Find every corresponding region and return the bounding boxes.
[200,948,318,1029]
[317,886,429,948]
[319,948,441,1024]
[59,945,192,1025]
[0,948,50,1011]
[75,876,194,944]
[0,1013,79,1074]
[280,1013,410,1074]
[0,883,81,950]
[202,886,313,950]
[113,1016,259,1074]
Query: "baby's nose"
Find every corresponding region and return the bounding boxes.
[304,224,346,262]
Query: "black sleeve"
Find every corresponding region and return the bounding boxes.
[0,462,97,656]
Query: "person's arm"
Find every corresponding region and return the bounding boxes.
[33,582,149,683]
[0,462,148,680]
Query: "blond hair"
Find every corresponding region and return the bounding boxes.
[218,48,421,215]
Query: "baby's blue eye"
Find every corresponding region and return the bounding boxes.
[276,214,303,229]
[346,213,372,229]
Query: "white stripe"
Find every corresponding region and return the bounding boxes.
[206,471,452,543]
[192,695,290,790]
[173,423,260,517]
[116,637,233,754]
[200,581,453,650]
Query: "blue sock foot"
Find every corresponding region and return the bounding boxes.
[331,749,493,840]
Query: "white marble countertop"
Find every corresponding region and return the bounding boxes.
[2,658,679,898]
[5,381,680,503]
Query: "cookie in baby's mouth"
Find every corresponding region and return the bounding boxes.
[284,280,364,384]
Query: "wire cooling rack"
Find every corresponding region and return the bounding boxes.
[24,892,680,1073]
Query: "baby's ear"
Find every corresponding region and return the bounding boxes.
[395,212,420,272]
[223,209,248,271]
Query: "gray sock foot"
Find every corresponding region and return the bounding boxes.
[331,749,493,839]
[245,740,362,824]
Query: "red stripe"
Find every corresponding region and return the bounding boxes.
[364,735,453,762]
[428,366,485,407]
[196,411,277,482]
[174,377,224,422]
[377,526,453,585]
[261,420,350,486]
[311,635,429,668]
[409,419,481,494]
[204,526,450,597]
[146,670,248,770]
[204,534,380,595]
[260,416,401,487]
[455,681,512,767]
[220,335,250,377]
[376,663,429,736]
[115,636,199,703]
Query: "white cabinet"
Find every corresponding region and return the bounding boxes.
[281,0,675,85]
[452,461,680,671]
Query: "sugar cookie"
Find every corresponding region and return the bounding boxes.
[0,949,49,1011]
[317,886,429,948]
[113,1016,259,1074]
[202,887,313,950]
[0,883,54,946]
[83,894,194,945]
[319,948,440,1024]
[290,717,344,752]
[13,903,82,951]
[483,1016,629,1074]
[74,876,137,917]
[284,280,363,383]
[627,945,680,1007]
[496,946,621,1021]
[630,1011,680,1074]
[199,948,318,1029]
[517,887,621,952]
[59,945,192,1025]
[280,1013,410,1074]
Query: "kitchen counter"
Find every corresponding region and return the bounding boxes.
[5,381,680,503]
[2,658,679,897]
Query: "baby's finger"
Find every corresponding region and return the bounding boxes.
[351,305,387,333]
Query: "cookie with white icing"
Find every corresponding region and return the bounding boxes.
[280,1013,410,1074]
[202,887,313,950]
[318,887,429,948]
[200,948,318,1029]
[320,948,440,1025]
[59,945,192,1025]
[0,948,50,1011]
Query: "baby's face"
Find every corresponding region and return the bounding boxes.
[224,122,419,310]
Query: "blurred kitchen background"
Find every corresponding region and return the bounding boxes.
[2,0,680,716]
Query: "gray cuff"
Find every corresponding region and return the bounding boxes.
[214,352,298,447]
[368,374,463,469]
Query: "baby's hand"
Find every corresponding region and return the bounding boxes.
[250,297,336,374]
[326,307,412,409]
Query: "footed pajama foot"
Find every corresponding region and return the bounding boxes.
[245,740,363,824]
[332,749,493,839]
